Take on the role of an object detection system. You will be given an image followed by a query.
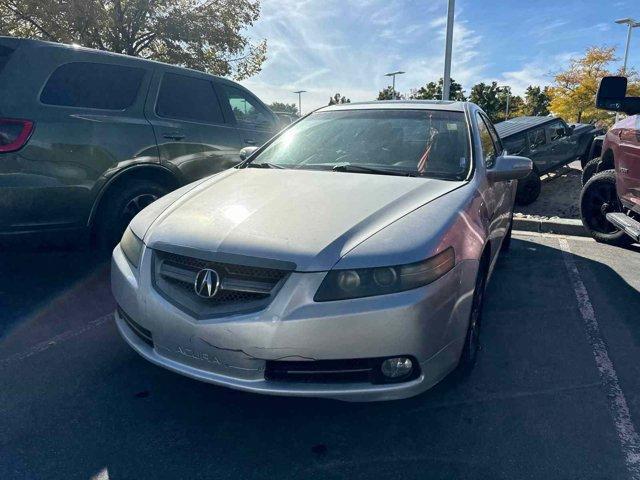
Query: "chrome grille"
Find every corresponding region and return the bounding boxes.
[152,250,291,318]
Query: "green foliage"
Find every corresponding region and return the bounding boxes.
[410,78,466,101]
[268,102,298,115]
[328,93,350,105]
[377,86,403,100]
[517,86,551,116]
[468,82,519,122]
[0,0,266,79]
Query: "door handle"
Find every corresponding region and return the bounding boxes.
[163,133,186,141]
[244,139,256,145]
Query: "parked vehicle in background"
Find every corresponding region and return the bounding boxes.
[581,76,640,246]
[495,116,604,205]
[581,134,606,185]
[273,111,299,128]
[0,37,279,247]
[111,100,532,401]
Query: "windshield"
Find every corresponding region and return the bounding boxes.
[247,109,471,180]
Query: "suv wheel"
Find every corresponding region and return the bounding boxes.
[581,157,601,186]
[515,165,541,206]
[580,170,632,246]
[93,179,168,250]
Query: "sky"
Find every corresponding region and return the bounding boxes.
[240,0,640,113]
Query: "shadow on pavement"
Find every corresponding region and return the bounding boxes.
[2,237,640,480]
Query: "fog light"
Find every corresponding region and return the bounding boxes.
[381,357,413,379]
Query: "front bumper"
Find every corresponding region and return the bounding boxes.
[111,244,478,401]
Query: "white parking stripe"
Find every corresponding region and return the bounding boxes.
[559,238,640,479]
[0,313,113,369]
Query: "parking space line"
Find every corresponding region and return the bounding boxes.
[0,313,113,369]
[559,238,640,479]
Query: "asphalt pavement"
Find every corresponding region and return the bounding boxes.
[1,232,640,480]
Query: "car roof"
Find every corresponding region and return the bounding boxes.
[0,36,226,80]
[317,100,468,113]
[494,116,556,138]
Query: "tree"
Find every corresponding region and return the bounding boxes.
[548,46,640,124]
[328,93,350,105]
[377,86,403,100]
[518,86,551,116]
[0,0,267,80]
[410,78,466,101]
[268,102,298,115]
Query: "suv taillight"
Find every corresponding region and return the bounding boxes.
[0,119,34,153]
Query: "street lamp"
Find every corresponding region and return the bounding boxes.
[614,18,639,120]
[442,0,455,100]
[615,18,640,75]
[293,90,307,116]
[384,71,405,98]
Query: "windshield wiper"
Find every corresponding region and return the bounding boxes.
[332,164,415,177]
[247,162,286,169]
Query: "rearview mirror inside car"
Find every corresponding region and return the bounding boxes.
[596,76,640,115]
[487,155,532,182]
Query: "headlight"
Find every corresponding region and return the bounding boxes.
[120,228,144,268]
[314,247,455,301]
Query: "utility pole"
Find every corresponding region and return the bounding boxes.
[293,90,306,116]
[442,0,455,100]
[614,18,639,121]
[384,71,405,99]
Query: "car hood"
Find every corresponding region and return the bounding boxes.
[144,168,464,271]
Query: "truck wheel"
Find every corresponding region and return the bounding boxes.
[581,157,601,186]
[93,179,168,250]
[515,165,541,206]
[580,170,632,247]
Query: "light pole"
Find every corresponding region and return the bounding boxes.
[614,18,639,120]
[293,90,307,116]
[442,0,455,100]
[384,71,405,98]
[499,87,511,119]
[616,18,640,75]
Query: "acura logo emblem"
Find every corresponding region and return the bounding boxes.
[194,268,220,298]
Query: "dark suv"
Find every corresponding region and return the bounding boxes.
[0,37,279,246]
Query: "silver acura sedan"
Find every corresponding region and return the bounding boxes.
[111,101,531,401]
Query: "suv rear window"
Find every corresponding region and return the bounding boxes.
[0,45,15,74]
[41,62,145,110]
[155,73,224,124]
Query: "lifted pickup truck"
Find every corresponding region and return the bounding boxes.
[580,76,640,246]
[495,116,603,205]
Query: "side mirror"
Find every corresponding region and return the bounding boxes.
[487,155,532,182]
[596,76,640,115]
[239,146,258,161]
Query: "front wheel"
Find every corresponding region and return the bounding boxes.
[580,170,632,246]
[458,266,487,372]
[581,157,601,186]
[515,166,541,206]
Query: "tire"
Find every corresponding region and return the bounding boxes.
[515,165,541,206]
[580,170,633,247]
[458,263,487,373]
[93,179,168,250]
[501,212,513,252]
[581,157,601,186]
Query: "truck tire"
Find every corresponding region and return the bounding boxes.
[581,157,601,186]
[580,170,632,247]
[515,165,541,206]
[93,179,168,250]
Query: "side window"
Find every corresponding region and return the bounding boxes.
[503,134,526,155]
[476,112,499,167]
[528,128,547,150]
[222,85,273,128]
[546,120,566,141]
[156,73,224,124]
[41,62,145,110]
[481,114,503,154]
